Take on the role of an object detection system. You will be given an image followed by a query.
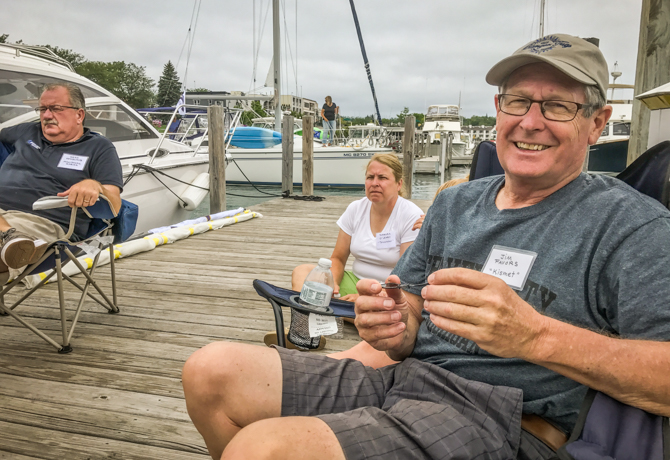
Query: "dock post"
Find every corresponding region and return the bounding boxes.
[402,115,415,198]
[439,132,447,185]
[282,115,294,195]
[628,0,670,162]
[302,115,314,196]
[208,105,226,213]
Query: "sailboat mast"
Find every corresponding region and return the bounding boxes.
[539,0,545,37]
[273,0,282,131]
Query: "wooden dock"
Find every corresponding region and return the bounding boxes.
[0,196,431,459]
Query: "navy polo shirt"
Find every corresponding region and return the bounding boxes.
[0,122,124,240]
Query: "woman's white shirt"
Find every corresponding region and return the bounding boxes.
[336,196,423,281]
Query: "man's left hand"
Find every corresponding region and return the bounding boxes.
[57,179,104,208]
[422,268,549,359]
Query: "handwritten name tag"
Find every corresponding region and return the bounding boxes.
[58,153,88,171]
[308,314,339,337]
[376,231,396,249]
[482,245,537,290]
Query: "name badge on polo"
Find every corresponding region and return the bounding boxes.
[482,245,537,290]
[376,231,397,249]
[58,153,88,171]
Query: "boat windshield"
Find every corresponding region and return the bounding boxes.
[85,104,156,141]
[0,69,106,124]
[612,122,630,136]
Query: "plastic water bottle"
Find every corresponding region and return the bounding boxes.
[299,258,344,339]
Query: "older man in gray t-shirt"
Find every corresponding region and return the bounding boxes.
[181,34,670,460]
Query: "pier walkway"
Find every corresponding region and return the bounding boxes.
[0,196,431,459]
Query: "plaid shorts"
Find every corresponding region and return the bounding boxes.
[276,347,554,460]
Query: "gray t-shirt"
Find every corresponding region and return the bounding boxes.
[393,173,670,433]
[0,122,124,240]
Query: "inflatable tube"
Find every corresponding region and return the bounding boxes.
[227,127,282,148]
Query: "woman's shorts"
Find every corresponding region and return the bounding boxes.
[338,270,359,296]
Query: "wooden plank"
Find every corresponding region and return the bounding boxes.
[0,195,431,457]
[0,396,208,455]
[0,420,208,460]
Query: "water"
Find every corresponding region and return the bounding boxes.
[191,165,471,215]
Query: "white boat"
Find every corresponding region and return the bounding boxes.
[587,66,634,174]
[0,44,209,234]
[226,140,391,187]
[415,104,473,174]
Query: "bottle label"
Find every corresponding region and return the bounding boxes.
[308,314,339,337]
[300,283,332,307]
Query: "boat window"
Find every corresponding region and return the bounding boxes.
[612,122,630,136]
[601,126,609,137]
[0,69,106,124]
[85,104,156,141]
[427,107,438,115]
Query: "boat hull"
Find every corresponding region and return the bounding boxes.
[122,159,209,233]
[588,139,629,174]
[225,146,394,187]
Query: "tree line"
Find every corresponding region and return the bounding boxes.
[1,34,192,109]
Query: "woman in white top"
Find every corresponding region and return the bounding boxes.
[290,153,424,367]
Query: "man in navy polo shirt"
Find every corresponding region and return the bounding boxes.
[0,82,123,281]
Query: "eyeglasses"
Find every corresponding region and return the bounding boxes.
[498,94,593,122]
[34,105,81,114]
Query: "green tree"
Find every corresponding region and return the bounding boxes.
[43,45,88,69]
[156,61,182,107]
[462,115,496,126]
[396,107,410,125]
[77,61,155,108]
[0,34,8,43]
[187,87,211,93]
[241,100,268,126]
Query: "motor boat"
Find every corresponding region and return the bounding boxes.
[415,104,473,174]
[0,44,210,234]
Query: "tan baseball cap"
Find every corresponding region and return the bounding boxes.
[486,34,609,101]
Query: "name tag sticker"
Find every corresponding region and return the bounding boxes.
[376,231,397,249]
[58,153,88,171]
[308,314,339,337]
[482,245,537,290]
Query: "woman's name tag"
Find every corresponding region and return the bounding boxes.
[376,231,396,249]
[482,245,537,290]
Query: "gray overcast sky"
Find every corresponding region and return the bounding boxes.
[3,0,642,118]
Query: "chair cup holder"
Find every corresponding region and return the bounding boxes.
[288,294,334,315]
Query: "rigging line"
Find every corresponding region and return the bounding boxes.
[231,158,283,196]
[295,0,298,99]
[281,0,298,97]
[348,0,383,126]
[184,0,203,90]
[256,0,272,85]
[165,0,200,102]
[251,0,257,91]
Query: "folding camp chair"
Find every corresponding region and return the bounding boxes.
[0,195,138,353]
[253,279,354,349]
[469,140,504,180]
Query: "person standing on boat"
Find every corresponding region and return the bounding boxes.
[183,34,670,460]
[321,96,338,146]
[0,82,123,284]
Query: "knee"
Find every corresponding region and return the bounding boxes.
[291,264,314,289]
[182,341,246,405]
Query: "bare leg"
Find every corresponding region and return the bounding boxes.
[291,263,315,291]
[222,417,345,460]
[328,341,398,369]
[0,217,11,232]
[182,342,346,460]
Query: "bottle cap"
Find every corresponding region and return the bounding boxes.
[318,258,332,268]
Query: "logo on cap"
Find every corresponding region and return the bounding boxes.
[522,35,572,54]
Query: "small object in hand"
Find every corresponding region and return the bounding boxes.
[380,281,428,290]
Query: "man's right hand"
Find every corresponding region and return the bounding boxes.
[354,275,418,358]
